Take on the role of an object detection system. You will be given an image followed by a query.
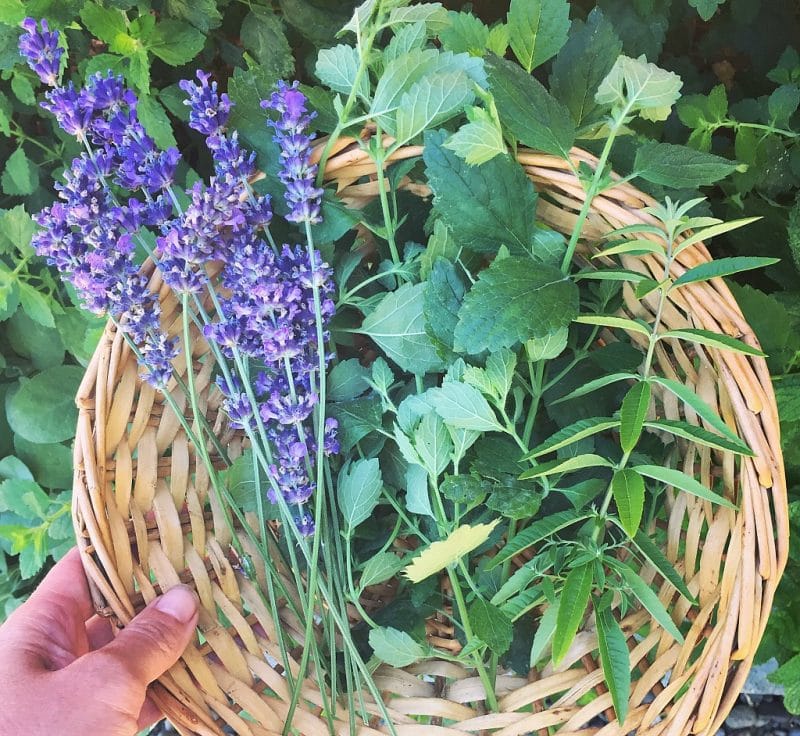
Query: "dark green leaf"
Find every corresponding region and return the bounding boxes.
[329,395,384,453]
[615,562,683,642]
[328,359,370,401]
[136,94,176,149]
[631,530,696,603]
[360,552,406,589]
[671,257,779,288]
[658,328,765,357]
[164,0,222,32]
[440,474,491,504]
[423,129,539,256]
[619,381,651,453]
[486,482,542,519]
[0,205,35,257]
[611,468,645,537]
[469,598,513,655]
[489,510,590,568]
[507,0,571,72]
[438,10,490,56]
[634,142,739,188]
[595,604,631,723]
[145,20,205,66]
[240,9,294,81]
[11,73,35,106]
[423,257,466,358]
[2,148,36,196]
[632,465,736,508]
[552,563,592,663]
[454,258,579,353]
[486,54,575,159]
[644,419,753,456]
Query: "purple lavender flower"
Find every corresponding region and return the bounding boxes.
[179,70,231,140]
[19,17,63,87]
[41,82,93,137]
[261,81,324,224]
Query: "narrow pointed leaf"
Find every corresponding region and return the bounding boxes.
[595,605,631,723]
[631,530,696,603]
[519,453,613,480]
[632,465,736,508]
[603,223,666,238]
[552,563,593,664]
[619,381,651,452]
[674,217,761,255]
[523,417,620,459]
[611,468,645,537]
[672,257,779,288]
[489,511,590,568]
[615,563,683,642]
[575,314,651,336]
[575,268,650,282]
[645,419,754,456]
[530,599,559,665]
[593,238,663,258]
[659,328,765,357]
[553,372,638,404]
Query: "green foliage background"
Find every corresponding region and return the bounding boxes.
[2,0,800,707]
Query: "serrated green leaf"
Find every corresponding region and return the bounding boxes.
[360,552,407,590]
[552,563,592,663]
[549,9,622,128]
[487,54,575,159]
[423,129,539,256]
[470,598,513,655]
[658,328,765,357]
[574,313,651,336]
[17,283,54,328]
[330,395,384,452]
[507,0,570,72]
[11,73,35,106]
[454,258,579,353]
[414,412,453,478]
[328,359,370,401]
[632,465,736,508]
[0,205,35,257]
[384,22,427,65]
[369,627,428,667]
[338,458,383,534]
[438,10,490,56]
[485,348,517,403]
[595,604,631,723]
[634,142,738,188]
[524,417,621,459]
[316,44,369,98]
[136,94,176,149]
[387,3,449,32]
[519,453,613,480]
[80,4,127,45]
[361,282,446,375]
[595,54,683,121]
[444,108,506,165]
[164,0,221,32]
[406,462,434,517]
[486,482,542,519]
[611,468,645,537]
[615,562,683,642]
[671,257,778,288]
[145,20,205,66]
[2,148,36,196]
[644,419,753,456]
[526,327,568,362]
[769,84,800,127]
[619,381,651,452]
[427,381,503,432]
[440,473,491,504]
[0,0,25,26]
[395,70,473,144]
[630,530,696,603]
[240,9,294,81]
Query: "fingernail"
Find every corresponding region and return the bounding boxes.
[153,585,199,622]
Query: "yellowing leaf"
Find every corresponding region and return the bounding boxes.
[403,519,501,583]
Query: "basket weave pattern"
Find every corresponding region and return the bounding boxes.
[72,140,788,736]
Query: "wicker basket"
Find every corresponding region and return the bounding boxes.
[72,138,789,736]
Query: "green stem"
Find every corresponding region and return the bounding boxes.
[372,129,402,267]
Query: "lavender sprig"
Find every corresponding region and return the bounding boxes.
[19,17,62,87]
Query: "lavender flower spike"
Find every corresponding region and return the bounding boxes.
[262,81,324,224]
[19,17,63,87]
[179,70,231,141]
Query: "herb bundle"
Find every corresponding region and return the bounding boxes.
[19,3,781,734]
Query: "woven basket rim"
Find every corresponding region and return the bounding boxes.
[71,139,789,736]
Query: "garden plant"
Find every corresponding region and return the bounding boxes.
[0,0,799,733]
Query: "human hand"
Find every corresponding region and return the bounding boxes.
[0,547,199,736]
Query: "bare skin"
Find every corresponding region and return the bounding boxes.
[0,548,199,736]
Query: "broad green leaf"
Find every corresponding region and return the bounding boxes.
[316,44,369,98]
[549,9,622,129]
[671,257,779,288]
[328,358,370,401]
[487,55,575,159]
[6,312,64,370]
[507,0,571,72]
[0,456,33,481]
[360,553,407,590]
[486,482,542,519]
[634,142,738,188]
[485,348,517,403]
[165,0,222,32]
[369,627,429,667]
[424,129,539,256]
[387,3,449,32]
[406,463,434,517]
[524,417,621,459]
[632,465,736,508]
[0,0,25,25]
[338,458,384,534]
[454,258,579,353]
[136,94,176,149]
[649,376,747,449]
[470,598,513,655]
[80,4,127,44]
[552,372,638,404]
[489,511,591,568]
[404,519,501,582]
[11,73,35,106]
[519,453,613,480]
[17,283,54,328]
[595,604,631,723]
[2,148,36,196]
[674,217,761,255]
[631,530,696,603]
[395,70,474,145]
[384,22,427,65]
[239,9,293,81]
[0,478,50,519]
[530,598,559,665]
[330,395,384,452]
[611,468,645,537]
[414,412,453,478]
[595,54,683,121]
[644,419,753,456]
[361,282,446,375]
[440,474,491,504]
[615,562,683,642]
[145,20,205,66]
[526,327,568,362]
[769,84,800,127]
[658,328,765,357]
[575,314,651,336]
[688,0,725,20]
[552,563,593,663]
[427,381,503,432]
[619,381,651,453]
[444,107,506,165]
[438,10,490,56]
[7,366,83,444]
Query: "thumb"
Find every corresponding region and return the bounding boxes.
[91,585,199,687]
